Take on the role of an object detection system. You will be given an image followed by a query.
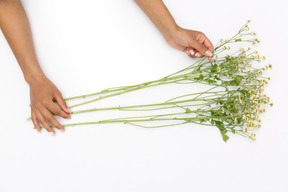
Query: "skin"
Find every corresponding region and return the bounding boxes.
[0,0,213,135]
[0,0,71,135]
[134,0,214,60]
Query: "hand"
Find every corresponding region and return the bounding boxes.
[166,27,214,61]
[29,76,71,135]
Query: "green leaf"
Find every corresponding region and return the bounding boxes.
[185,108,192,113]
[219,128,230,142]
[211,120,215,125]
[199,74,204,80]
[205,79,217,84]
[214,76,221,81]
[185,118,192,123]
[215,120,224,129]
[221,129,228,134]
[221,134,230,142]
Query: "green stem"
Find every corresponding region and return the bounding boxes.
[35,115,229,129]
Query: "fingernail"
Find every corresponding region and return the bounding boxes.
[205,50,213,57]
[195,53,201,57]
[189,50,195,56]
[67,116,71,120]
[60,129,65,132]
[49,132,55,136]
[66,108,71,113]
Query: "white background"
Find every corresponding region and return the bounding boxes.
[1,0,288,192]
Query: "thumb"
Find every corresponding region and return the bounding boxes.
[54,91,71,114]
[190,41,212,57]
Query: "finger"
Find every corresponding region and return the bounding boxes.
[40,107,65,132]
[54,91,71,114]
[200,35,214,53]
[31,109,41,132]
[185,47,205,59]
[197,34,214,60]
[34,109,56,135]
[194,52,204,58]
[201,37,214,61]
[46,100,71,120]
[184,48,196,58]
[194,52,212,61]
[190,40,212,57]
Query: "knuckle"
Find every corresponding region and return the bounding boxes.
[31,113,36,119]
[57,91,63,97]
[55,92,63,100]
[39,120,46,127]
[51,119,59,126]
[61,114,69,120]
[195,32,204,40]
[52,123,59,129]
[52,110,60,116]
[52,121,62,129]
[60,112,69,118]
[35,102,43,108]
[43,99,50,105]
[53,109,62,116]
[49,118,60,127]
[200,47,207,52]
[55,124,62,129]
[45,128,52,132]
[43,124,51,130]
[45,116,53,122]
[32,117,37,123]
[33,113,39,119]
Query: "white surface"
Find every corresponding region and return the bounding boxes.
[0,0,288,192]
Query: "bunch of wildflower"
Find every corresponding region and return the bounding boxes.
[28,21,272,142]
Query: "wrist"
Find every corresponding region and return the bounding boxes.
[162,23,180,41]
[24,70,47,86]
[19,60,47,86]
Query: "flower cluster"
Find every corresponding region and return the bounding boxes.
[29,21,272,142]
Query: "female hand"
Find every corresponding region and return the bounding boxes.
[166,27,214,61]
[29,77,71,135]
[0,1,71,135]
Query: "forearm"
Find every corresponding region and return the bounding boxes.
[134,0,179,40]
[0,0,45,85]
